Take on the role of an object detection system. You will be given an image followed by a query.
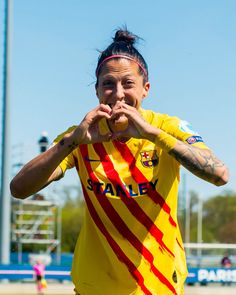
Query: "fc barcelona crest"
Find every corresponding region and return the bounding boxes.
[140,150,159,168]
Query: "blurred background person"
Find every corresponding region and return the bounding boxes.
[33,260,46,295]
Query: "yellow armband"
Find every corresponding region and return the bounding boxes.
[155,130,178,152]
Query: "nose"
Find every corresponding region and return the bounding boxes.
[114,83,125,101]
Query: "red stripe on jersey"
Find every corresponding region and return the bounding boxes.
[81,183,152,295]
[114,141,177,227]
[80,144,177,294]
[93,142,174,257]
[176,238,185,251]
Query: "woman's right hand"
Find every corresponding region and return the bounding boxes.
[10,103,112,199]
[72,103,113,145]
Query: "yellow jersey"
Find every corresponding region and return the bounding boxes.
[54,109,209,295]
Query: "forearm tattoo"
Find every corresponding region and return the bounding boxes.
[59,139,65,146]
[59,139,78,151]
[169,141,227,185]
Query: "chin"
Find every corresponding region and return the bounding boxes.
[109,116,128,132]
[114,120,128,131]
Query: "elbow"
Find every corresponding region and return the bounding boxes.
[214,167,230,187]
[214,178,228,187]
[10,180,28,199]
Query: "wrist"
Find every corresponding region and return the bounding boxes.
[58,132,79,153]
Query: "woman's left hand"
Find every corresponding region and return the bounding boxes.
[108,101,158,141]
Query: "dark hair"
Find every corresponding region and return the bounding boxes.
[95,29,148,84]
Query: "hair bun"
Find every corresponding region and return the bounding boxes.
[113,29,136,45]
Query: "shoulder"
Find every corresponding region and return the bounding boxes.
[140,108,180,128]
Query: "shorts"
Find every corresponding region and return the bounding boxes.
[36,275,42,281]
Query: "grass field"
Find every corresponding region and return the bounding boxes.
[1,282,236,295]
[0,282,74,295]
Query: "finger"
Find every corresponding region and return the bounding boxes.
[112,101,130,111]
[99,103,112,114]
[111,107,135,120]
[96,110,112,120]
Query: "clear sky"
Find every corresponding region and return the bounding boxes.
[0,0,235,199]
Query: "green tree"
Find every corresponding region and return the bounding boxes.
[203,193,236,243]
[60,186,85,252]
[219,220,236,243]
[179,191,236,244]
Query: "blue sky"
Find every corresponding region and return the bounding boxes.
[0,0,235,199]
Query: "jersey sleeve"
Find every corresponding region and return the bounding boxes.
[53,126,77,174]
[156,113,210,150]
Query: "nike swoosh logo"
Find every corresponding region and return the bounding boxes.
[84,156,100,162]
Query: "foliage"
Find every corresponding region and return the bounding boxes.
[11,185,85,254]
[61,189,236,252]
[61,191,85,252]
[218,220,236,243]
[12,186,236,255]
[178,191,236,244]
[203,194,236,243]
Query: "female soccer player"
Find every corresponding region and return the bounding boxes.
[10,28,229,295]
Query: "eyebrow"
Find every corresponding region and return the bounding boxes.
[101,74,137,80]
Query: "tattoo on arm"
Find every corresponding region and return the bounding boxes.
[59,139,65,146]
[59,139,78,151]
[68,141,79,150]
[169,141,227,185]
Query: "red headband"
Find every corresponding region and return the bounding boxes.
[96,54,148,79]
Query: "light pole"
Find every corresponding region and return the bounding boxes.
[0,0,12,264]
[38,133,62,265]
[197,195,203,258]
[183,173,190,256]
